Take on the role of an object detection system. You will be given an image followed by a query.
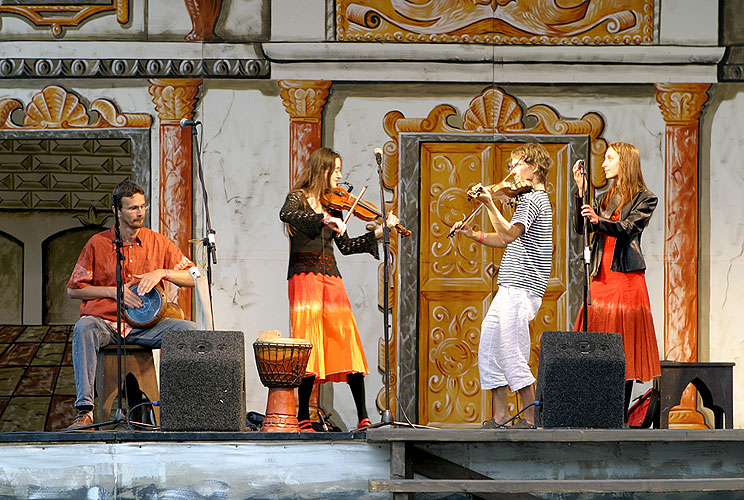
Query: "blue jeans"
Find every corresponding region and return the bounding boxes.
[71,315,196,410]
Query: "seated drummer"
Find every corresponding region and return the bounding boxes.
[64,180,196,430]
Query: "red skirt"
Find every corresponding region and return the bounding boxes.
[288,273,369,383]
[574,234,661,382]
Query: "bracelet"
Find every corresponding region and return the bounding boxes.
[477,232,486,243]
[322,214,332,226]
[164,269,170,281]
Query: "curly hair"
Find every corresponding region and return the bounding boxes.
[510,143,552,184]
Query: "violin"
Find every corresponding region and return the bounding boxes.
[323,186,412,238]
[467,179,534,201]
[447,173,534,238]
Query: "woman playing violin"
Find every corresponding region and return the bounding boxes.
[452,142,553,429]
[279,147,399,432]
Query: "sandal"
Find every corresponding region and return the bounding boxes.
[481,418,507,429]
[298,419,316,433]
[357,417,372,429]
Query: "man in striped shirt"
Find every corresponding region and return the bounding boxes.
[452,143,553,428]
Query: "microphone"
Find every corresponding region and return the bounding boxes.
[374,147,383,166]
[180,118,201,127]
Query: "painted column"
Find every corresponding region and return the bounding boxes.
[654,82,710,428]
[278,80,332,419]
[148,78,202,319]
[278,80,332,185]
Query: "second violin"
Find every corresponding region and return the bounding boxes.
[323,186,412,237]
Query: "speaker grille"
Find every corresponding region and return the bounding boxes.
[160,330,246,431]
[535,331,625,428]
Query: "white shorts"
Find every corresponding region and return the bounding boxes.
[478,286,542,392]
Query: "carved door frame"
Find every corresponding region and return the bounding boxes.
[380,88,608,423]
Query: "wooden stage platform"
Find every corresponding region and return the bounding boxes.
[1,427,744,499]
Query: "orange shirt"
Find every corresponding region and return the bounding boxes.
[67,227,194,335]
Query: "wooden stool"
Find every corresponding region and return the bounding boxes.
[96,344,160,424]
[656,360,734,429]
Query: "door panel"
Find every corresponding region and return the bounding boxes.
[418,141,568,427]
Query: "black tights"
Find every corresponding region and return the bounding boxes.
[624,380,634,422]
[297,373,369,423]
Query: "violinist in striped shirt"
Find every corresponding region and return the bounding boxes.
[452,142,553,429]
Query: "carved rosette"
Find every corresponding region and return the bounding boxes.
[149,78,202,319]
[278,80,332,185]
[381,87,607,423]
[0,85,152,130]
[655,82,710,429]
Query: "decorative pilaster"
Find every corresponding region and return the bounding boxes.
[148,78,201,319]
[655,82,710,428]
[278,80,332,185]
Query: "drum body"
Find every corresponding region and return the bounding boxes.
[253,339,312,388]
[253,332,312,432]
[125,284,166,328]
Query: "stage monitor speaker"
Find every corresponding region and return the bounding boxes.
[160,330,246,431]
[535,331,625,429]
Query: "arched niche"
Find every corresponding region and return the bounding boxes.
[0,230,23,324]
[43,225,106,325]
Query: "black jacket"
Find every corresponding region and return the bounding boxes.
[573,188,657,276]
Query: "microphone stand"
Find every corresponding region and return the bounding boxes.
[580,160,591,331]
[70,208,128,430]
[359,152,420,431]
[190,123,216,330]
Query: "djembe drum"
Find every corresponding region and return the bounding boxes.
[253,330,312,432]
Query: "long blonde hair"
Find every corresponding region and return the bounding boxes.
[600,142,647,212]
[292,147,340,207]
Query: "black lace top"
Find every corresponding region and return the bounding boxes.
[280,191,380,279]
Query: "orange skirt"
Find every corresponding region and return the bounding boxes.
[574,235,661,382]
[288,273,369,383]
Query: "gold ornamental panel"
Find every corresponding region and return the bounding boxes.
[418,140,570,427]
[338,0,653,45]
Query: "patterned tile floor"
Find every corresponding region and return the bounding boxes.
[0,325,76,432]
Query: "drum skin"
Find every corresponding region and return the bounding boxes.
[124,284,167,328]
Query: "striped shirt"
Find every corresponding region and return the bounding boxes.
[497,190,553,297]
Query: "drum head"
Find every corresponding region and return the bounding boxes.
[125,284,165,328]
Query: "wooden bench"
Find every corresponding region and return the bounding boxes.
[95,344,160,424]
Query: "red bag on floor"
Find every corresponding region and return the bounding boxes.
[628,388,659,428]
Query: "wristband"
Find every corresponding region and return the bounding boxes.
[322,214,332,226]
[477,232,486,243]
[164,269,170,281]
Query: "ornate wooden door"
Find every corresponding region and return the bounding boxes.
[418,141,570,428]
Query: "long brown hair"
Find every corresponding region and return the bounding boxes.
[292,147,340,208]
[600,142,647,212]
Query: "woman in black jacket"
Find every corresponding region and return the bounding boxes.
[572,142,661,420]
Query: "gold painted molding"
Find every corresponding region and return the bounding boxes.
[148,79,202,124]
[654,83,711,125]
[338,0,652,45]
[278,80,333,123]
[0,0,129,37]
[0,85,151,129]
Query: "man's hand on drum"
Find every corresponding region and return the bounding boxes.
[133,270,166,296]
[123,279,144,309]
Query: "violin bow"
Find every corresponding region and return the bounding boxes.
[342,185,368,224]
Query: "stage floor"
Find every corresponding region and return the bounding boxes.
[1,427,743,500]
